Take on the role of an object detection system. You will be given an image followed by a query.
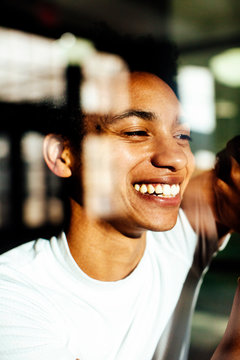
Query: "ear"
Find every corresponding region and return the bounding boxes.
[43,134,72,178]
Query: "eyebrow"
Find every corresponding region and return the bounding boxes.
[92,109,185,129]
[109,109,157,123]
[109,109,184,128]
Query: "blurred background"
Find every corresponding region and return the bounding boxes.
[0,0,240,358]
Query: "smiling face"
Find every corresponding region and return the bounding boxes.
[78,72,195,237]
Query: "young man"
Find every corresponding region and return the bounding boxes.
[0,67,239,360]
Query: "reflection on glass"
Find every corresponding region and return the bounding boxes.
[0,135,11,227]
[48,197,64,225]
[47,168,64,225]
[21,132,46,227]
[21,131,64,227]
[83,135,115,218]
[0,27,65,103]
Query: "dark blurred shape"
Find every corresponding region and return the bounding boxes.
[43,26,179,152]
[34,2,61,28]
[211,279,240,360]
[91,25,178,91]
[215,135,240,183]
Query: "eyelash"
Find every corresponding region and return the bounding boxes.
[121,130,192,145]
[123,130,149,137]
[124,132,191,140]
[176,134,192,142]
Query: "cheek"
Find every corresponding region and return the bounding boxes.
[112,144,144,173]
[110,146,145,197]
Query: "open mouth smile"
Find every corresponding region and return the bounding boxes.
[134,183,180,198]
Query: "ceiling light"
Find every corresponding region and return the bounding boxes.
[194,150,216,170]
[209,48,240,87]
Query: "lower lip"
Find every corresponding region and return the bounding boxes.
[134,190,181,207]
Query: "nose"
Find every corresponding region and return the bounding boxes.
[150,138,187,171]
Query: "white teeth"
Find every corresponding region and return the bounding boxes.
[162,184,171,196]
[155,184,163,194]
[134,183,180,197]
[140,184,148,194]
[170,184,179,196]
[147,184,155,194]
[134,184,140,191]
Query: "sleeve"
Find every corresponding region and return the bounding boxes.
[0,273,76,360]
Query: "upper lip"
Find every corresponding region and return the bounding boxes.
[132,176,184,185]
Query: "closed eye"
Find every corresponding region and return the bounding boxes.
[124,130,149,137]
[176,134,192,141]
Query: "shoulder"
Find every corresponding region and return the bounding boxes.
[0,233,75,309]
[0,237,60,306]
[0,238,51,276]
[0,236,78,359]
[0,238,64,338]
[0,238,52,307]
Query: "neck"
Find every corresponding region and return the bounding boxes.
[66,199,146,282]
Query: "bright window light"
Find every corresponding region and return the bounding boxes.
[0,27,96,103]
[178,66,216,134]
[0,27,65,103]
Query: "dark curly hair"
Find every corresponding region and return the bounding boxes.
[45,25,179,153]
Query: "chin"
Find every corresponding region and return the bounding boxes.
[107,205,180,237]
[143,221,176,233]
[138,208,179,233]
[150,222,177,232]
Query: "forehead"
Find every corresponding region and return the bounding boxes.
[82,72,181,133]
[112,72,180,117]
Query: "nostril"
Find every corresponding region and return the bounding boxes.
[151,148,187,171]
[151,163,177,172]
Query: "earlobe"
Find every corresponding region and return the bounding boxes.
[43,134,72,178]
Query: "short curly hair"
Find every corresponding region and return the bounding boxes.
[45,25,179,152]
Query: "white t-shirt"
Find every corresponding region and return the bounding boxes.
[0,210,218,360]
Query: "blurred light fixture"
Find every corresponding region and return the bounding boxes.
[216,100,238,119]
[0,136,10,159]
[178,66,216,134]
[56,32,95,66]
[209,48,240,87]
[0,135,11,227]
[194,150,216,170]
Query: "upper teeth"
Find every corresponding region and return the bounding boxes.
[134,183,180,197]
